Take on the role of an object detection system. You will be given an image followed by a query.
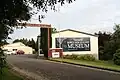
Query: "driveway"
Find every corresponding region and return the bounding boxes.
[7,55,120,80]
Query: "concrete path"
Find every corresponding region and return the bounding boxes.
[7,55,120,80]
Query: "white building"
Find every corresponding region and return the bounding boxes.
[52,29,99,59]
[2,42,34,54]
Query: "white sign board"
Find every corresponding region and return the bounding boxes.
[52,52,60,58]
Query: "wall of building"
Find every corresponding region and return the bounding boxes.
[2,42,33,54]
[52,30,99,59]
[17,46,33,54]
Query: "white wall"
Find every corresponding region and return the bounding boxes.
[2,42,33,54]
[52,30,99,59]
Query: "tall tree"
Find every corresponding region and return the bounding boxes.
[95,31,111,47]
[13,39,20,43]
[13,38,37,50]
[0,0,75,42]
[101,24,120,60]
[31,38,36,49]
[95,31,111,60]
[0,0,75,71]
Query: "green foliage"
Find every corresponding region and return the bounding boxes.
[102,40,116,60]
[63,54,78,59]
[41,28,48,58]
[112,24,120,39]
[0,0,75,74]
[96,24,120,60]
[63,54,73,59]
[95,31,111,47]
[0,48,6,74]
[79,54,96,61]
[113,49,120,65]
[13,38,36,51]
[102,24,120,60]
[0,68,23,80]
[63,54,96,61]
[99,46,104,60]
[0,0,75,41]
[95,31,111,60]
[51,27,57,33]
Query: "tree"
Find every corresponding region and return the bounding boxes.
[51,27,57,33]
[112,24,120,39]
[31,38,36,50]
[95,31,111,60]
[0,0,75,70]
[95,31,111,47]
[0,0,75,41]
[0,0,75,49]
[113,49,120,65]
[35,38,38,51]
[13,39,20,43]
[13,38,37,51]
[101,24,120,60]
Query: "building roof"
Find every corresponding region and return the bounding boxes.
[53,29,98,37]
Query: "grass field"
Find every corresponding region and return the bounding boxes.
[0,68,23,80]
[51,58,120,71]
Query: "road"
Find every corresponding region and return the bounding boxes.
[7,55,120,80]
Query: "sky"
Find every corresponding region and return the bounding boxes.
[8,0,120,43]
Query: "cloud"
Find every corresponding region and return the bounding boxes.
[8,0,120,42]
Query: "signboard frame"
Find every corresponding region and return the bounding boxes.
[55,37,91,52]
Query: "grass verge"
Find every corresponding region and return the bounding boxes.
[50,58,120,72]
[0,68,23,80]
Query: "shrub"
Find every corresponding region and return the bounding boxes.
[63,54,96,61]
[113,49,120,65]
[79,54,96,61]
[63,54,73,59]
[0,48,6,74]
[71,54,78,60]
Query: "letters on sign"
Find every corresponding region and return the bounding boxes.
[55,37,90,52]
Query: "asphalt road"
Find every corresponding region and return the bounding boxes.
[7,55,120,80]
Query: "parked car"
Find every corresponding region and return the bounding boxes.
[16,50,25,55]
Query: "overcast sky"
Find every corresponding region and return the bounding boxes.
[8,0,120,42]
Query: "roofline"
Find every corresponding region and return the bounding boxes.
[52,29,98,37]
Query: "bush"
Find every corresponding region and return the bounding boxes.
[63,54,96,61]
[0,48,6,74]
[113,49,120,65]
[79,54,96,61]
[63,54,74,59]
[71,54,78,60]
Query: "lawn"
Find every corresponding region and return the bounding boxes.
[0,68,23,80]
[51,58,120,71]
